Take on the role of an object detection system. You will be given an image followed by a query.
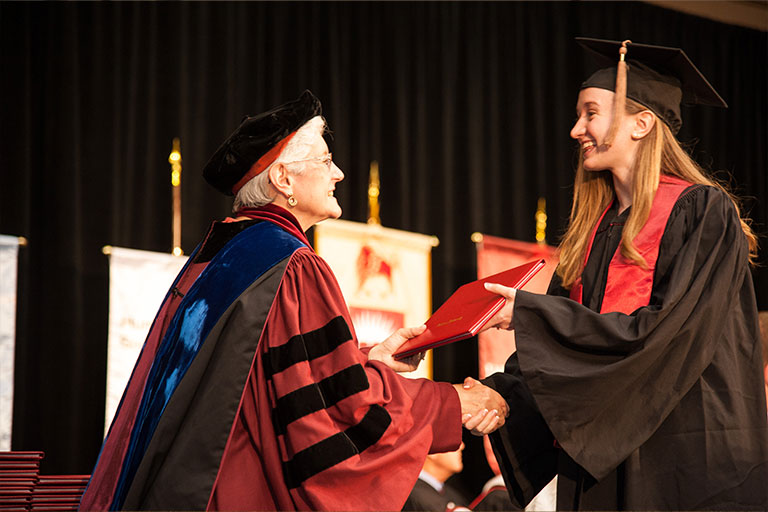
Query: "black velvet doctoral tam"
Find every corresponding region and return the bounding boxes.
[203,90,322,195]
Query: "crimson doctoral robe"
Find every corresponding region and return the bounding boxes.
[80,205,461,511]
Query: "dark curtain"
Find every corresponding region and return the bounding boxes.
[1,0,765,497]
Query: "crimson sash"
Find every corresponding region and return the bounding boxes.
[570,175,693,314]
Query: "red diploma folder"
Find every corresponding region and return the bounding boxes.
[393,259,545,360]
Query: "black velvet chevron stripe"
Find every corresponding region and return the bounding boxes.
[273,364,370,435]
[283,404,392,489]
[263,316,352,379]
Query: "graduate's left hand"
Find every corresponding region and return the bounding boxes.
[368,324,427,372]
[481,282,517,331]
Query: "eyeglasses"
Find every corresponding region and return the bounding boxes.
[283,153,333,171]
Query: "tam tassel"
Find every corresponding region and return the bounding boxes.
[603,40,631,147]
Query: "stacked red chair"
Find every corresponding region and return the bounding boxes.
[0,451,44,512]
[0,453,89,512]
[30,475,89,511]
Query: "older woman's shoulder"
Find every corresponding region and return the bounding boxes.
[286,246,339,278]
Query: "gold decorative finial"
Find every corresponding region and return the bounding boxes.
[368,161,381,225]
[535,197,547,244]
[169,138,184,256]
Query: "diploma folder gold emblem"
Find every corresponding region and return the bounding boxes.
[393,259,546,360]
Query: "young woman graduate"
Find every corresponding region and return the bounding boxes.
[473,39,768,510]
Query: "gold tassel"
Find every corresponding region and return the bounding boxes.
[603,40,631,148]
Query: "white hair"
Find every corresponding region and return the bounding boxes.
[233,115,327,211]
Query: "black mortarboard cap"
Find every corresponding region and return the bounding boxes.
[203,90,322,195]
[577,38,727,134]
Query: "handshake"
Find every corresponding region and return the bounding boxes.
[369,324,509,436]
[453,377,508,436]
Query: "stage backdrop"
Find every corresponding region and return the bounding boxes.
[104,247,188,434]
[1,1,764,493]
[315,219,439,380]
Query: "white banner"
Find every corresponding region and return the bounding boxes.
[315,219,438,380]
[0,234,21,450]
[105,246,187,435]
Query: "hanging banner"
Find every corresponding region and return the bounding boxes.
[475,234,558,475]
[475,235,558,380]
[314,219,438,380]
[0,235,21,450]
[105,246,188,434]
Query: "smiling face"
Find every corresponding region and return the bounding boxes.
[287,136,345,230]
[570,87,636,174]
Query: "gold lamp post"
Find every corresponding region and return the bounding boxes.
[367,161,381,225]
[535,197,547,244]
[169,138,183,256]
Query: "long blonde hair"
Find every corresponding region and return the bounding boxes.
[557,99,758,289]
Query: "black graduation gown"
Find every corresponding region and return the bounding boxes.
[485,185,768,510]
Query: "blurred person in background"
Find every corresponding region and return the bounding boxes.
[403,443,468,512]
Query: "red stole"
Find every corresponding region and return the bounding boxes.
[570,175,692,314]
